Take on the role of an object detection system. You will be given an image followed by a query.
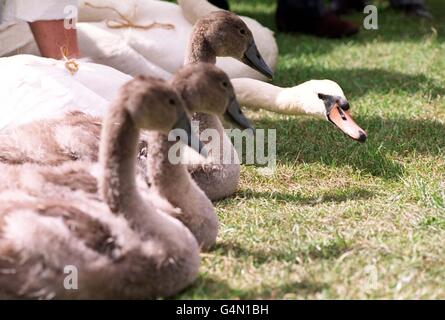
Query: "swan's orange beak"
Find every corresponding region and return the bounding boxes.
[327,104,367,143]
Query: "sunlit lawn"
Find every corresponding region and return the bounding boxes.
[177,0,445,299]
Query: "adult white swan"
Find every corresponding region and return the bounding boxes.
[0,54,132,130]
[0,54,366,143]
[0,6,366,142]
[5,0,278,81]
[76,0,365,145]
[0,10,273,131]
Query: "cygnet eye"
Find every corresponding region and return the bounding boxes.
[239,28,246,35]
[222,81,229,88]
[169,98,176,106]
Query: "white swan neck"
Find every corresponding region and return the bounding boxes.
[232,78,317,116]
[231,78,282,112]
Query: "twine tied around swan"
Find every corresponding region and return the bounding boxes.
[84,2,175,31]
[60,46,79,75]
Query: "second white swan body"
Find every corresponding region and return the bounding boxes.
[3,0,278,81]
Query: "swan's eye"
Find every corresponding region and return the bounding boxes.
[221,81,229,88]
[239,28,246,35]
[318,93,328,100]
[169,98,176,106]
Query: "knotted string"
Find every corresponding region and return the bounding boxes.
[84,2,175,31]
[60,46,79,75]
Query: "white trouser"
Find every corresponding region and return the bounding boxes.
[0,0,77,57]
[0,22,39,57]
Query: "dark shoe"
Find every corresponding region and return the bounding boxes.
[393,4,432,19]
[208,0,230,10]
[331,0,368,15]
[276,9,359,38]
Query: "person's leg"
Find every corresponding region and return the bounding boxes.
[29,20,80,59]
[276,0,359,38]
[389,0,432,18]
[207,0,230,10]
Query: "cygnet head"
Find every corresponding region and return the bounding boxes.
[171,63,253,130]
[118,76,202,150]
[189,11,273,79]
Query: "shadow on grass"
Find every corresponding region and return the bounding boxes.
[235,187,375,205]
[179,276,328,299]
[274,66,445,98]
[213,242,293,265]
[212,237,351,265]
[175,238,344,298]
[250,116,445,180]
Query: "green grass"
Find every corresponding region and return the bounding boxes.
[177,0,445,299]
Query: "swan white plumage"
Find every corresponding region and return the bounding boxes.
[0,3,365,141]
[0,54,366,144]
[0,55,131,130]
[7,0,277,80]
